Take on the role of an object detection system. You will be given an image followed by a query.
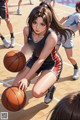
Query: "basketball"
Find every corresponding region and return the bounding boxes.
[3,50,26,72]
[1,86,26,112]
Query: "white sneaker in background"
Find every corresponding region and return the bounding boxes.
[73,68,80,80]
[2,38,10,48]
[10,37,15,48]
[17,8,22,15]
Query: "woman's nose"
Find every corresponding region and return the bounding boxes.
[36,25,40,29]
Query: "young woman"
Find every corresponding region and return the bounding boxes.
[56,2,80,80]
[13,2,74,104]
[49,91,80,120]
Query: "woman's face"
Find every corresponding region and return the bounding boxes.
[32,17,47,35]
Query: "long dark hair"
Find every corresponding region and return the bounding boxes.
[49,91,80,120]
[27,2,74,41]
[76,2,80,12]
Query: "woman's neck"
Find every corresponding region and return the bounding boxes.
[32,31,46,42]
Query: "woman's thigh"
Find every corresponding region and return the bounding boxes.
[32,70,57,96]
[65,48,73,58]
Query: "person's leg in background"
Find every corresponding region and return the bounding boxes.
[64,48,80,80]
[0,6,10,48]
[56,37,80,80]
[53,0,56,7]
[5,18,15,48]
[29,0,33,5]
[5,1,15,47]
[17,0,22,15]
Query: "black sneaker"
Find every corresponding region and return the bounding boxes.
[27,81,30,87]
[44,85,56,104]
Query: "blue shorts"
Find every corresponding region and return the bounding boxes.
[26,54,55,74]
[26,53,63,81]
[57,32,74,49]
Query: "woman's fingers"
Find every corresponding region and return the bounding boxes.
[19,81,27,91]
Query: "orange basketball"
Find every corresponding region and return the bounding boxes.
[3,50,26,72]
[1,86,26,112]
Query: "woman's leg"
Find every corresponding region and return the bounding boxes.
[65,48,77,65]
[32,70,56,98]
[5,19,13,34]
[53,0,56,7]
[29,0,33,4]
[5,18,15,47]
[17,0,22,15]
[18,0,22,6]
[65,48,79,80]
[44,51,63,104]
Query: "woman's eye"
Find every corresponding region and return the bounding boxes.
[41,23,46,26]
[33,21,36,24]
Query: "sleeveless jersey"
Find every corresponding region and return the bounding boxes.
[28,29,63,79]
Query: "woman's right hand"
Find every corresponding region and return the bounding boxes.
[18,78,29,91]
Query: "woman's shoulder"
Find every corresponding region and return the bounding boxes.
[74,12,80,17]
[23,26,29,33]
[47,29,58,43]
[49,28,56,34]
[48,28,57,38]
[23,26,29,36]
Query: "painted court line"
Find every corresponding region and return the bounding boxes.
[0,80,11,87]
[0,62,73,85]
[63,62,73,67]
[6,79,14,83]
[0,79,60,102]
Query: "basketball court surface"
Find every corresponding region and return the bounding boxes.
[0,0,80,120]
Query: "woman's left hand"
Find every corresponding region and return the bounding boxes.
[18,78,28,91]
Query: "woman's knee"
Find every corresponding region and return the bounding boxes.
[5,19,11,25]
[67,56,73,61]
[32,88,43,98]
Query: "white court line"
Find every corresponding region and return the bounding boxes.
[0,79,60,102]
[54,97,60,102]
[63,62,73,67]
[6,79,14,83]
[0,80,11,87]
[6,31,22,37]
[1,62,73,85]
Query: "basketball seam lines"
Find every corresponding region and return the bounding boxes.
[11,87,21,111]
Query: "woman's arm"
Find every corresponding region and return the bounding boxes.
[59,16,68,24]
[21,26,29,55]
[77,22,80,35]
[53,0,56,7]
[6,0,9,2]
